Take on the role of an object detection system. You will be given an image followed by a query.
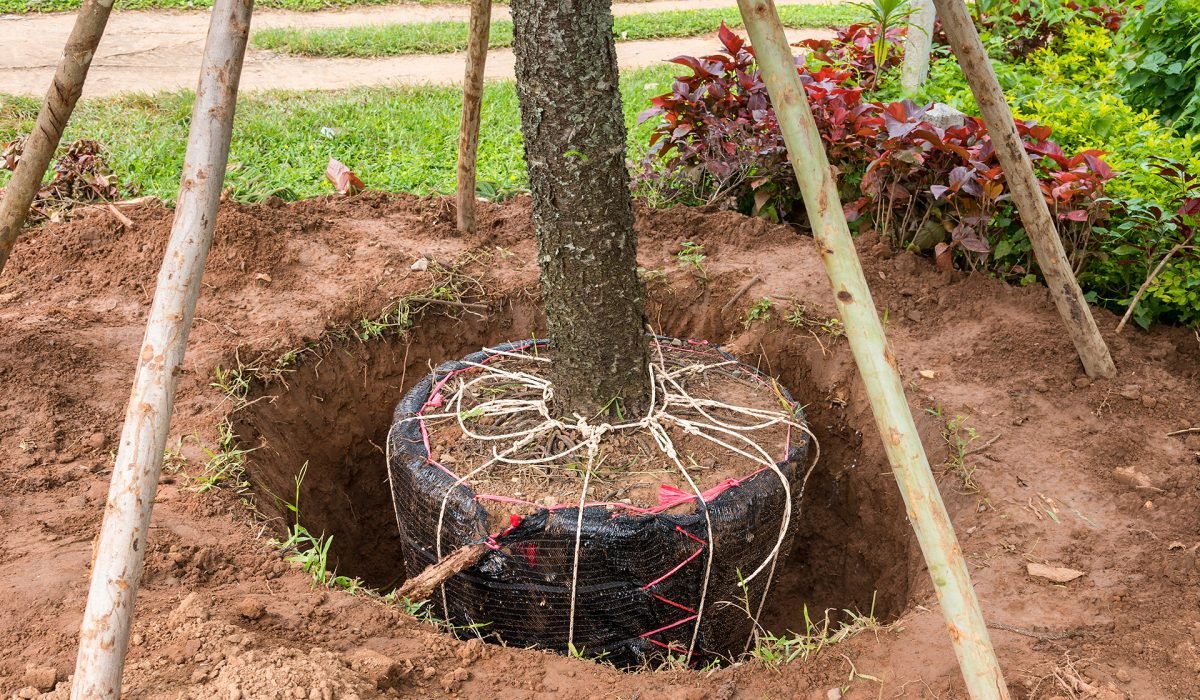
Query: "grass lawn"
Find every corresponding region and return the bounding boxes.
[0,65,679,202]
[253,4,856,57]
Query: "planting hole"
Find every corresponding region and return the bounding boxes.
[232,301,922,652]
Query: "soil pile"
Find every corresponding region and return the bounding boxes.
[0,193,1197,698]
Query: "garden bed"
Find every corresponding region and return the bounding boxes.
[1,193,1198,697]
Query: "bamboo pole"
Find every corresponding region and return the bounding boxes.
[734,1,1010,698]
[456,0,492,234]
[71,0,254,696]
[900,0,935,95]
[0,0,115,277]
[932,0,1116,379]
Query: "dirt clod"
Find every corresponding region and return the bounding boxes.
[1027,562,1086,583]
[21,665,57,692]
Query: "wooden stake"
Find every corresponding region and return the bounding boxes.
[71,0,254,696]
[456,0,492,234]
[0,0,115,277]
[733,1,1010,697]
[900,0,935,95]
[397,543,489,602]
[932,0,1116,379]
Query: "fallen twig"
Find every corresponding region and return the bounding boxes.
[986,620,1086,642]
[721,274,763,314]
[1166,427,1200,437]
[106,203,134,229]
[396,542,489,602]
[407,296,489,311]
[964,433,1002,457]
[1116,242,1192,333]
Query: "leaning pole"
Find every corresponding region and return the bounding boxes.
[734,0,1011,697]
[0,0,115,277]
[71,0,254,696]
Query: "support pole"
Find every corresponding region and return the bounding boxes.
[0,0,115,277]
[456,0,492,234]
[733,1,1010,698]
[932,0,1116,379]
[900,0,935,95]
[70,0,253,696]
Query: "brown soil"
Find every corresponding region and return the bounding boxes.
[1,193,1198,699]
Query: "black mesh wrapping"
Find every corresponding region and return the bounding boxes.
[386,339,809,668]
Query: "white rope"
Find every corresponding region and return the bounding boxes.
[414,343,818,658]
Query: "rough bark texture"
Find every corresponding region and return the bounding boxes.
[0,0,115,277]
[510,0,650,417]
[455,0,492,234]
[932,0,1116,379]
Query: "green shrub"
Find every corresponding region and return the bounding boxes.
[1119,0,1200,134]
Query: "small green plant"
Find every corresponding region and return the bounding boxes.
[785,303,845,337]
[931,411,982,494]
[211,364,251,401]
[743,297,775,329]
[193,419,253,493]
[857,0,914,69]
[270,462,368,591]
[676,241,708,280]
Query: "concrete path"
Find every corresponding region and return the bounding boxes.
[0,0,837,97]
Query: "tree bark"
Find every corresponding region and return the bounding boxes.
[456,0,492,234]
[510,0,649,417]
[933,0,1116,379]
[0,0,114,277]
[900,0,935,95]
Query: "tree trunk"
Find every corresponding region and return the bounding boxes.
[900,0,935,95]
[510,0,649,417]
[456,0,492,234]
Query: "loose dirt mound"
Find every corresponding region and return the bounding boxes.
[0,194,1198,698]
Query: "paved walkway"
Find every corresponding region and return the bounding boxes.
[0,0,836,96]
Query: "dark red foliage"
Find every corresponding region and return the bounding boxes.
[793,23,905,88]
[638,26,1116,263]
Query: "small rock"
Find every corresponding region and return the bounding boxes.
[228,689,243,700]
[87,432,106,449]
[131,633,144,647]
[826,689,844,700]
[291,687,307,699]
[906,309,923,323]
[919,369,937,379]
[1119,384,1142,400]
[234,597,266,621]
[1141,395,1158,409]
[22,665,58,692]
[1116,669,1132,683]
[1143,500,1155,510]
[190,669,208,684]
[16,687,39,699]
[410,258,430,271]
[1113,467,1160,492]
[1026,562,1086,583]
[172,592,210,622]
[926,103,967,129]
[1074,377,1091,388]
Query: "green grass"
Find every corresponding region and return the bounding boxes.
[0,64,679,203]
[252,4,856,58]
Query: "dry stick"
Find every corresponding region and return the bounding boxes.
[455,0,492,234]
[70,0,254,696]
[720,273,763,313]
[0,0,115,277]
[105,203,135,229]
[900,0,936,95]
[733,2,1010,698]
[932,0,1115,380]
[1166,428,1200,437]
[1115,242,1188,333]
[396,543,490,602]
